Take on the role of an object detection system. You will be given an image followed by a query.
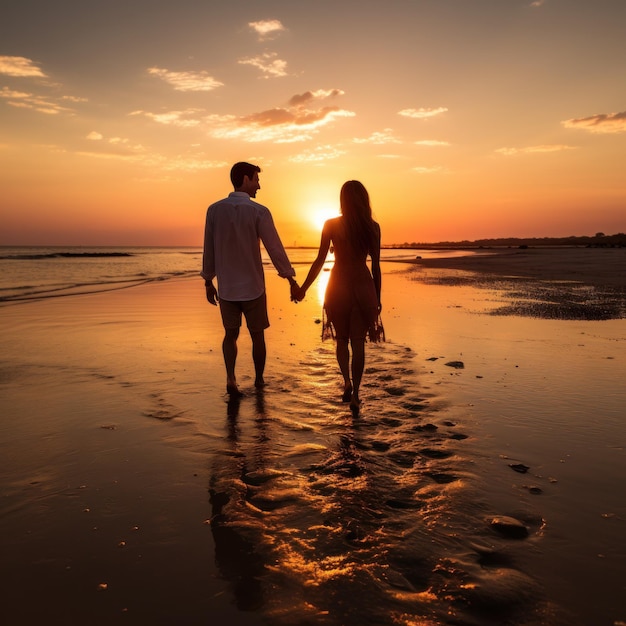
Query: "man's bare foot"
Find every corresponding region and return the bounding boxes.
[226,381,243,397]
[254,377,265,389]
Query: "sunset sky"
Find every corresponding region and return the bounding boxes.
[1,0,625,247]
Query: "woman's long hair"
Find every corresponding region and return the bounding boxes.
[340,180,378,254]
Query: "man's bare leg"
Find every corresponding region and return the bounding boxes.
[223,328,242,395]
[250,329,266,388]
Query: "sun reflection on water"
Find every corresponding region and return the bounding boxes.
[316,263,332,305]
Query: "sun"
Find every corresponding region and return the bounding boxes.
[308,202,340,233]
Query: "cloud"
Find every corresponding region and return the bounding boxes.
[289,145,346,164]
[147,67,223,91]
[0,55,46,77]
[529,0,545,7]
[238,53,288,78]
[495,144,577,156]
[134,90,354,143]
[289,89,344,107]
[207,105,355,143]
[415,139,450,147]
[249,19,286,40]
[130,109,204,128]
[399,107,448,119]
[562,111,626,134]
[353,129,402,145]
[0,86,74,115]
[412,166,445,174]
[78,132,227,172]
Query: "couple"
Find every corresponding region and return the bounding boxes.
[201,162,383,414]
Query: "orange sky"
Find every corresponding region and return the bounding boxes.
[1,1,625,247]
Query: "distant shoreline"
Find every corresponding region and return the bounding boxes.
[399,246,626,289]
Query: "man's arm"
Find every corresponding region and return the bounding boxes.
[257,209,296,280]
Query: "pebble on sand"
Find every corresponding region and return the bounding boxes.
[490,516,529,539]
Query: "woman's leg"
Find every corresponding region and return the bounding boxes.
[336,338,351,395]
[350,338,365,401]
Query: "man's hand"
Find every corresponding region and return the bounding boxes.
[293,285,306,302]
[205,281,218,306]
[289,278,301,303]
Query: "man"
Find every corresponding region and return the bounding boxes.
[201,162,298,396]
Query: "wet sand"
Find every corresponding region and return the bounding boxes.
[1,249,624,625]
[410,245,626,287]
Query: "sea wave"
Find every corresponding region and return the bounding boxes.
[0,251,134,260]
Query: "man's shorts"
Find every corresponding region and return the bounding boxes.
[219,293,270,332]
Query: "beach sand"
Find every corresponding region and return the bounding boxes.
[412,246,626,287]
[1,247,624,625]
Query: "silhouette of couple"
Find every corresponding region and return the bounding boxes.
[201,162,383,414]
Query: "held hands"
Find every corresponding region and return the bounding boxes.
[289,278,306,303]
[289,279,301,303]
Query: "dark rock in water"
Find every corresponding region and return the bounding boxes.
[490,516,529,539]
[445,361,464,369]
[509,463,530,473]
[524,485,543,495]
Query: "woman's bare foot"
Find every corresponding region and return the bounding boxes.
[342,382,352,402]
[349,394,361,415]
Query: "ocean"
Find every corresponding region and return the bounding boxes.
[0,246,469,305]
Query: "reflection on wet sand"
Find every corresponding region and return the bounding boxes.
[207,342,572,625]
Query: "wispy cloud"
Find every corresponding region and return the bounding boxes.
[81,131,227,172]
[238,52,288,78]
[495,144,577,156]
[529,0,545,7]
[133,90,354,143]
[207,106,354,143]
[147,67,223,91]
[0,55,46,77]
[562,111,626,134]
[249,19,286,40]
[412,165,445,174]
[0,86,75,115]
[289,89,344,107]
[130,109,204,128]
[289,145,345,164]
[353,129,402,145]
[415,139,450,147]
[399,107,448,120]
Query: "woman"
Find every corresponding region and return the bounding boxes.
[295,180,383,414]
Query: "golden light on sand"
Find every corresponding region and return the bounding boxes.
[316,265,332,305]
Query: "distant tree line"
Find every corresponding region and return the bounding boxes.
[386,232,626,249]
